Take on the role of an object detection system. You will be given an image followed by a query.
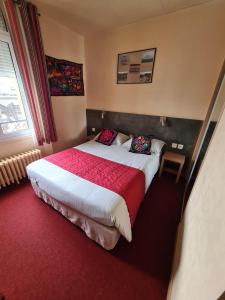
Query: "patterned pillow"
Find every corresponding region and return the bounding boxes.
[96,128,118,146]
[129,135,152,154]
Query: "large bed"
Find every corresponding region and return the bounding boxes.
[27,139,160,250]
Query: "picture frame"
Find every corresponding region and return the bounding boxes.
[117,48,156,84]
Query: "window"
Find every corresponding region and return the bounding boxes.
[0,9,32,140]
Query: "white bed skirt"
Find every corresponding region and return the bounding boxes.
[30,179,121,250]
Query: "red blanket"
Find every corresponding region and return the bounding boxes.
[45,148,145,225]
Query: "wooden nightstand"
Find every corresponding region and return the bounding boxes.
[86,134,96,141]
[159,151,185,183]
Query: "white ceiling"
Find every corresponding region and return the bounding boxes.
[33,0,212,35]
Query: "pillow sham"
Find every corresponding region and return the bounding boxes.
[129,135,152,155]
[150,138,166,154]
[96,128,117,146]
[113,132,130,145]
[122,138,132,150]
[93,132,100,140]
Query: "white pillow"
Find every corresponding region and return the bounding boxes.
[93,131,129,145]
[113,132,129,145]
[122,137,165,154]
[92,132,100,140]
[150,138,166,154]
[121,138,132,150]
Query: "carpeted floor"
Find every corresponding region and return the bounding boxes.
[0,174,184,300]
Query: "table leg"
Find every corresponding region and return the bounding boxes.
[176,163,183,183]
[159,158,165,177]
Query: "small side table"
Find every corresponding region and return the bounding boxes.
[86,134,96,141]
[159,151,185,183]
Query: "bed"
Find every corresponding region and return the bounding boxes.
[27,139,160,250]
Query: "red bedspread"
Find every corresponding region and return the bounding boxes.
[45,148,145,225]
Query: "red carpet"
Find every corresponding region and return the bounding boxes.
[0,174,184,300]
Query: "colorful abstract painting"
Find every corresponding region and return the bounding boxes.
[46,56,84,96]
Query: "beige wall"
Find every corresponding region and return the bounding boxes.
[212,75,225,121]
[169,91,225,299]
[190,63,225,164]
[0,135,35,159]
[40,16,87,153]
[0,15,86,158]
[85,0,225,120]
[1,0,225,158]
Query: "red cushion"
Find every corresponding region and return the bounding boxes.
[96,128,117,146]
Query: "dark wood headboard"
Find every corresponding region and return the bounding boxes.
[86,109,202,167]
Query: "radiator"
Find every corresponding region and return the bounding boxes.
[0,149,41,189]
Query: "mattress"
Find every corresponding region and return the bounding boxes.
[27,140,160,242]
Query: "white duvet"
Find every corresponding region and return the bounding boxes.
[26,141,160,241]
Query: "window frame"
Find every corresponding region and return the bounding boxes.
[0,23,33,142]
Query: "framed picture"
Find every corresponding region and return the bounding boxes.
[117,48,156,84]
[46,56,84,96]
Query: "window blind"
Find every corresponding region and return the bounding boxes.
[0,41,15,78]
[0,9,7,32]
